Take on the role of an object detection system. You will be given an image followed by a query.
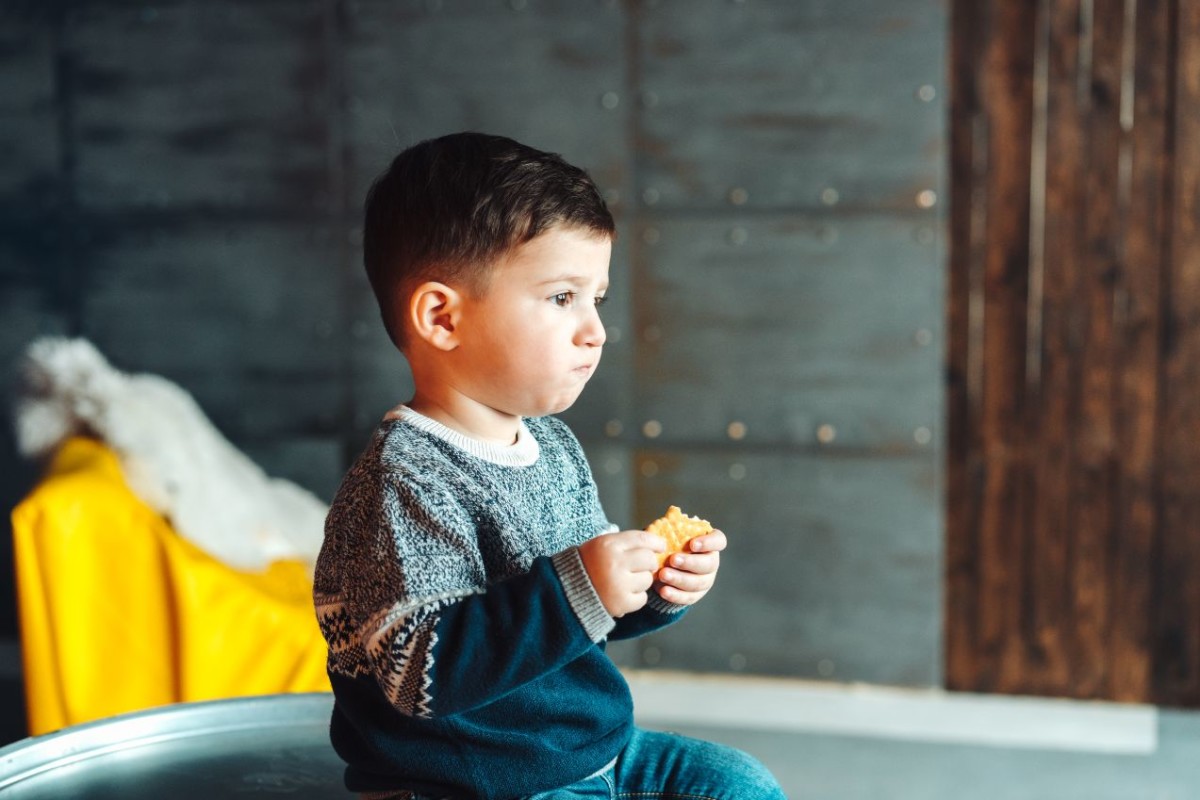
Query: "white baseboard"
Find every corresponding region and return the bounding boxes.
[625,671,1158,755]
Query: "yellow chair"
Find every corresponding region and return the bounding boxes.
[11,436,331,736]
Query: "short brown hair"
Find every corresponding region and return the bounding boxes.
[362,132,616,348]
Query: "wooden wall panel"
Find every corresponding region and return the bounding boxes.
[69,1,332,214]
[948,0,1200,706]
[632,449,940,684]
[637,0,945,211]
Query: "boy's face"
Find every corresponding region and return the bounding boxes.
[454,225,611,419]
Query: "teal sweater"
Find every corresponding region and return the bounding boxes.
[313,409,685,799]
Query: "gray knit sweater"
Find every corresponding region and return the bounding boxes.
[313,408,684,799]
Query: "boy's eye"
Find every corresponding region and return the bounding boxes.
[595,295,609,309]
[551,292,575,307]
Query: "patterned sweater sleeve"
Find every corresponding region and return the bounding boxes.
[316,464,614,720]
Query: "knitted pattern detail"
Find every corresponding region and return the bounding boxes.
[313,414,610,720]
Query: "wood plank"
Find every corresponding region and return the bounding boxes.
[69,0,332,213]
[1156,0,1200,706]
[1065,0,1124,699]
[637,0,944,211]
[1108,0,1173,704]
[632,448,941,686]
[1025,0,1085,699]
[975,0,1036,694]
[944,0,987,693]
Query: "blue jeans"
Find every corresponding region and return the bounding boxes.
[365,728,786,800]
[518,727,786,800]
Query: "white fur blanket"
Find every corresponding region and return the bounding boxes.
[13,337,328,571]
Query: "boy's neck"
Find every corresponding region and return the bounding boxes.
[406,390,521,446]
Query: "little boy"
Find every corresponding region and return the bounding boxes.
[314,132,786,800]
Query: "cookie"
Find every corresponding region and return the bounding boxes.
[646,505,713,569]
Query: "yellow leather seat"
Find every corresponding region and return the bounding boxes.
[11,437,330,735]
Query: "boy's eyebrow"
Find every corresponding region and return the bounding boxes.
[537,274,608,289]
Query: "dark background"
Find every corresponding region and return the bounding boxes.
[0,0,946,743]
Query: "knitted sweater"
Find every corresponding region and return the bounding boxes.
[313,408,686,799]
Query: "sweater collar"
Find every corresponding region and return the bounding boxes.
[383,405,541,467]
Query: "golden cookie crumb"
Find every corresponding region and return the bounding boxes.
[646,505,713,569]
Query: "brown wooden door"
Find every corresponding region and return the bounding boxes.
[947,0,1200,706]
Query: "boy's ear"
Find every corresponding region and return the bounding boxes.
[408,281,462,351]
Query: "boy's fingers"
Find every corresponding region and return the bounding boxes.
[670,550,719,574]
[689,529,727,553]
[639,531,667,551]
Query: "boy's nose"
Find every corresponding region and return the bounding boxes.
[578,307,606,347]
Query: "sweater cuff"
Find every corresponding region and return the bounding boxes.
[646,591,688,616]
[552,548,616,642]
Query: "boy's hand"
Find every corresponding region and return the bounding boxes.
[578,530,666,618]
[655,528,726,606]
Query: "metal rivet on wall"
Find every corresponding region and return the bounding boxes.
[640,460,660,478]
[729,463,747,481]
[817,658,836,677]
[605,419,624,438]
[728,187,749,206]
[640,90,660,109]
[728,226,748,246]
[913,328,933,347]
[817,225,839,245]
[727,421,747,440]
[351,320,371,340]
[603,188,620,206]
[643,646,662,665]
[916,84,937,102]
[916,189,938,209]
[914,426,933,446]
[642,325,661,343]
[600,91,620,110]
[642,226,660,245]
[729,653,748,670]
[642,420,663,439]
[816,424,837,444]
[604,458,622,475]
[607,326,622,344]
[642,187,661,206]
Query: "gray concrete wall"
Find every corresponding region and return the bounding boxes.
[0,0,946,740]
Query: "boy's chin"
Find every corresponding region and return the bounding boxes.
[532,392,585,418]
